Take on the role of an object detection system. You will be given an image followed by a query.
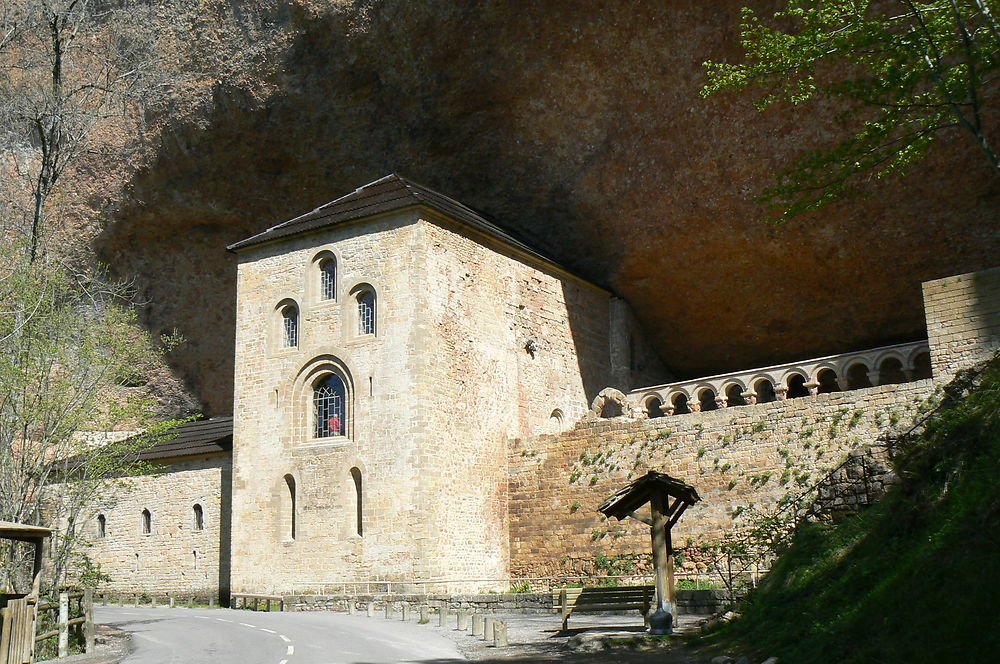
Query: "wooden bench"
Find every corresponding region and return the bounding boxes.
[553,585,655,631]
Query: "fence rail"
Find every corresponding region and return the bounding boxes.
[33,589,94,659]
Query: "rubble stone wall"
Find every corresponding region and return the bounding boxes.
[924,266,1000,379]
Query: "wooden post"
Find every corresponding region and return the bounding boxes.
[58,591,69,658]
[648,493,672,634]
[84,589,95,653]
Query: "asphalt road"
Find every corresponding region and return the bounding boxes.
[94,606,467,664]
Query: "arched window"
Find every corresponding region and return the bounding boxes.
[846,363,873,390]
[193,504,204,531]
[879,357,906,385]
[284,474,297,541]
[672,393,690,415]
[97,514,106,538]
[141,509,151,534]
[314,374,347,438]
[281,304,299,348]
[600,399,623,418]
[320,258,337,300]
[645,397,664,419]
[786,374,809,398]
[698,389,718,411]
[725,385,746,407]
[357,290,376,336]
[350,467,363,537]
[817,368,841,394]
[754,379,776,403]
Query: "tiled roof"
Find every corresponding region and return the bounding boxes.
[139,416,232,461]
[226,174,562,268]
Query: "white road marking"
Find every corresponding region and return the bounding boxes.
[216,618,233,623]
[279,634,291,642]
[286,645,294,655]
[278,660,287,664]
[260,628,277,633]
[239,622,256,628]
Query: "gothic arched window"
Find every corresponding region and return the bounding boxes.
[314,374,347,438]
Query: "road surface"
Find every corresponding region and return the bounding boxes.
[95,606,466,664]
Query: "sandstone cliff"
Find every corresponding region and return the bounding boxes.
[91,0,1000,415]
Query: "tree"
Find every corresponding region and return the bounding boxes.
[0,0,162,261]
[0,246,183,591]
[702,0,1000,220]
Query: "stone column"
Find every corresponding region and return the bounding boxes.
[837,376,851,391]
[805,381,820,396]
[662,405,675,416]
[688,399,702,413]
[867,370,881,386]
[741,391,757,405]
[715,396,728,409]
[775,385,789,401]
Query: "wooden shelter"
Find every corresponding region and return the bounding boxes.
[0,521,51,664]
[598,471,700,634]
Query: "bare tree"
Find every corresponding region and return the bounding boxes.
[0,0,163,261]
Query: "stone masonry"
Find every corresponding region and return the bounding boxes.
[923,266,1000,379]
[228,178,661,594]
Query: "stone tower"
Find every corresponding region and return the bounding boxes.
[226,175,662,593]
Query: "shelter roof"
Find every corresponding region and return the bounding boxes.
[138,416,233,461]
[598,471,701,520]
[0,521,51,541]
[226,174,566,271]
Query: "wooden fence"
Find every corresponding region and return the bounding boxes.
[33,590,94,660]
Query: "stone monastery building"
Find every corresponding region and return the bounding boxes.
[85,175,1000,600]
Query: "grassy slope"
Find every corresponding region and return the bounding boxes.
[708,359,1000,663]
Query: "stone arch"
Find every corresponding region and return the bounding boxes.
[751,376,776,403]
[291,355,356,442]
[815,366,841,394]
[591,388,628,418]
[911,350,933,380]
[784,371,809,398]
[845,362,873,390]
[643,394,665,419]
[669,391,691,415]
[548,408,565,432]
[877,355,907,384]
[274,298,300,350]
[310,249,340,302]
[696,386,718,411]
[722,380,747,407]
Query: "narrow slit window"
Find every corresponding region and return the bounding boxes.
[141,509,151,534]
[315,374,347,438]
[284,474,297,541]
[320,258,337,300]
[193,504,204,531]
[282,304,299,347]
[357,290,376,336]
[97,514,106,538]
[351,467,363,537]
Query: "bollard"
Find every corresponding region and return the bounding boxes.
[420,605,429,624]
[457,610,468,631]
[133,594,139,608]
[401,603,410,621]
[494,621,508,647]
[347,600,355,615]
[151,595,158,608]
[472,613,484,637]
[366,602,374,618]
[169,596,175,609]
[484,617,495,641]
[438,605,449,627]
[385,601,394,620]
[117,595,124,607]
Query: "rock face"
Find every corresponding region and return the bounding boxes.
[95,0,1000,415]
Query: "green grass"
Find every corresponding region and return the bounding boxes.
[704,358,1000,664]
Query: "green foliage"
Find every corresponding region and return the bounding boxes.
[569,501,581,513]
[706,357,1000,663]
[594,553,639,577]
[703,0,1000,220]
[509,580,533,593]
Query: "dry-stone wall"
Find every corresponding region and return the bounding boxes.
[508,380,933,579]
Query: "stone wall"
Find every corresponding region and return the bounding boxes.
[86,454,231,599]
[924,266,1000,379]
[508,380,933,579]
